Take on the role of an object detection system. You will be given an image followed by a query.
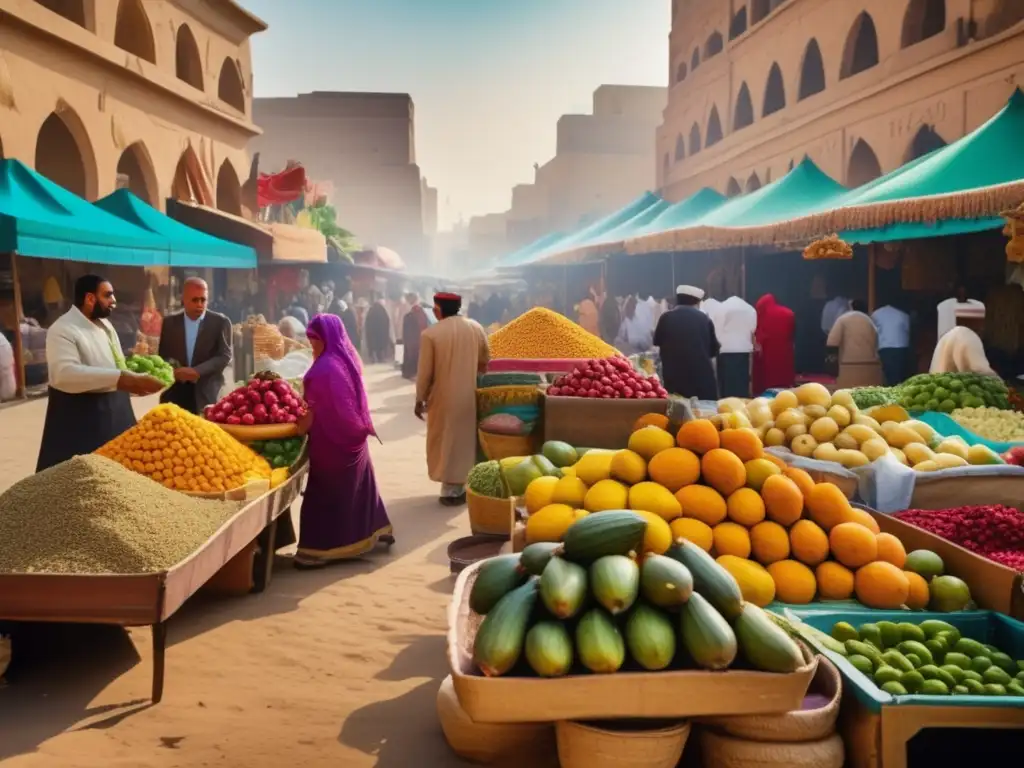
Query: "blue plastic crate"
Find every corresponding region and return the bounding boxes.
[782,608,1024,713]
[912,410,1024,454]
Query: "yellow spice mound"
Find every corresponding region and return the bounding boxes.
[96,403,271,494]
[488,307,617,360]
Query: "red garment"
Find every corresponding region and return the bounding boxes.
[257,166,307,208]
[753,294,795,393]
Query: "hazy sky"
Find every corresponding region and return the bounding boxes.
[239,0,670,230]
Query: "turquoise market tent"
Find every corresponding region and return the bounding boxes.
[549,197,674,263]
[95,189,257,268]
[525,191,663,265]
[0,159,170,265]
[496,231,567,270]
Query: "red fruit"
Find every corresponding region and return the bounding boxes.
[219,400,234,414]
[241,413,255,425]
[623,387,634,398]
[253,404,268,421]
[548,386,560,396]
[249,390,262,404]
[226,415,242,425]
[588,388,601,398]
[264,391,279,407]
[284,413,298,423]
[580,378,592,389]
[231,393,247,407]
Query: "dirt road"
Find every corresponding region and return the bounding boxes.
[0,367,480,767]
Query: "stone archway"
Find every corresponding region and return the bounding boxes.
[674,134,685,161]
[901,0,946,48]
[34,108,96,199]
[218,58,245,112]
[34,0,88,29]
[745,173,762,193]
[840,12,880,80]
[763,63,786,116]
[734,83,754,131]
[216,160,242,215]
[706,107,723,147]
[904,125,947,163]
[847,138,883,188]
[704,31,724,59]
[114,0,156,64]
[726,177,742,197]
[798,39,826,100]
[171,145,213,206]
[175,23,204,90]
[689,123,702,155]
[116,141,158,205]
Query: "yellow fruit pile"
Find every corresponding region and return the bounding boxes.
[719,383,1000,471]
[487,307,617,360]
[523,418,924,610]
[96,403,271,494]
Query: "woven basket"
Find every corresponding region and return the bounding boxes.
[478,429,537,461]
[466,488,513,537]
[556,720,691,768]
[698,729,844,768]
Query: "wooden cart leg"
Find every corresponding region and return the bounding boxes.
[151,621,167,704]
[251,518,279,594]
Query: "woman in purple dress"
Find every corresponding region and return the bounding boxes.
[295,314,393,568]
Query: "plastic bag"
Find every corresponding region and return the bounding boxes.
[666,395,696,426]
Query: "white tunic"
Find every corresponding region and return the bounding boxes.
[46,306,122,394]
[929,326,996,376]
[936,298,985,340]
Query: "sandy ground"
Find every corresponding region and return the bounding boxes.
[0,367,485,768]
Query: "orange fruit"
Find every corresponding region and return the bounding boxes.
[676,419,720,454]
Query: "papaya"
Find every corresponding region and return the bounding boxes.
[590,555,640,615]
[519,542,562,576]
[576,608,626,673]
[639,554,693,608]
[919,620,958,640]
[898,640,933,666]
[626,603,677,671]
[953,637,988,659]
[539,556,588,619]
[666,538,744,620]
[472,579,539,677]
[733,603,804,674]
[561,510,647,565]
[525,621,574,678]
[679,592,737,671]
[469,555,528,614]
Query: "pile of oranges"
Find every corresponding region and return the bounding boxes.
[96,404,271,494]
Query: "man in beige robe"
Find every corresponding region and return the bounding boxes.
[415,292,490,506]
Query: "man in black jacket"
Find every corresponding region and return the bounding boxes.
[654,285,720,400]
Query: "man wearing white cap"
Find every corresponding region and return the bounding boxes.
[653,285,721,400]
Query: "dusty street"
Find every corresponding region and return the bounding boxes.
[0,367,482,767]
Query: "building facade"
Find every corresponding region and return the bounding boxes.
[250,92,437,269]
[502,84,667,251]
[0,0,264,213]
[658,0,1024,200]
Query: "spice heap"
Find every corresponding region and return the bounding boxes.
[487,308,617,360]
[96,403,271,494]
[0,455,240,574]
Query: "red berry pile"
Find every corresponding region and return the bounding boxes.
[547,357,667,400]
[205,376,307,426]
[895,505,1024,572]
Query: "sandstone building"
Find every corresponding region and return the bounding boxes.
[657,0,1024,201]
[0,0,264,213]
[250,92,438,269]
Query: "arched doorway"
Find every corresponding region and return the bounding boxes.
[34,0,87,28]
[689,123,702,155]
[704,31,724,59]
[745,173,762,193]
[175,24,204,89]
[798,39,826,100]
[218,58,245,112]
[904,125,947,163]
[847,139,882,188]
[763,63,786,116]
[840,12,880,80]
[171,146,213,206]
[726,178,742,197]
[114,0,156,64]
[216,160,242,215]
[690,48,700,72]
[34,111,93,198]
[734,83,754,130]
[751,0,771,25]
[674,134,685,161]
[706,107,723,146]
[901,0,945,48]
[676,62,687,83]
[116,142,157,205]
[729,7,748,39]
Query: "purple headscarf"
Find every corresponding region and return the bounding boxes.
[303,313,375,447]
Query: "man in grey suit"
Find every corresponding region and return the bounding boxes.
[158,277,232,414]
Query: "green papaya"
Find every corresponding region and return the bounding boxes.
[984,683,1007,696]
[667,538,744,620]
[539,556,588,619]
[940,664,965,684]
[525,621,574,678]
[846,640,884,668]
[881,681,908,696]
[990,651,1016,674]
[561,510,647,564]
[679,592,737,671]
[576,608,626,673]
[919,619,958,639]
[898,641,933,666]
[734,603,804,674]
[874,666,901,685]
[472,579,539,677]
[925,638,948,661]
[900,670,925,693]
[639,554,693,608]
[880,650,914,673]
[1007,681,1024,697]
[944,651,971,670]
[921,679,950,695]
[905,653,923,668]
[961,669,983,683]
[848,655,874,675]
[469,555,528,614]
[962,678,986,695]
[520,542,563,576]
[952,685,969,695]
[953,637,988,659]
[531,454,562,478]
[971,656,992,673]
[897,623,926,643]
[590,555,640,615]
[625,603,677,671]
[858,623,883,649]
[876,621,902,648]
[832,621,859,643]
[1017,670,1024,683]
[982,666,1012,686]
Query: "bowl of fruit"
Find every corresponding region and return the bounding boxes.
[204,371,308,440]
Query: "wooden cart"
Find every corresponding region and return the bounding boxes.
[0,463,306,703]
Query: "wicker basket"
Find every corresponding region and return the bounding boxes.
[698,729,844,768]
[466,489,513,537]
[478,429,537,461]
[556,720,691,768]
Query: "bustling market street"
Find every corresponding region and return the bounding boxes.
[0,366,502,768]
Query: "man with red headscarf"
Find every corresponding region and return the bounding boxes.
[753,294,796,394]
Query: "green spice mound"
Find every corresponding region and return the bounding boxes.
[468,461,506,498]
[0,455,241,575]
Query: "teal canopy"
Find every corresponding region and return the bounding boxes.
[525,191,662,265]
[95,189,257,268]
[633,187,727,235]
[0,159,170,265]
[496,231,567,269]
[572,197,672,251]
[698,157,847,228]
